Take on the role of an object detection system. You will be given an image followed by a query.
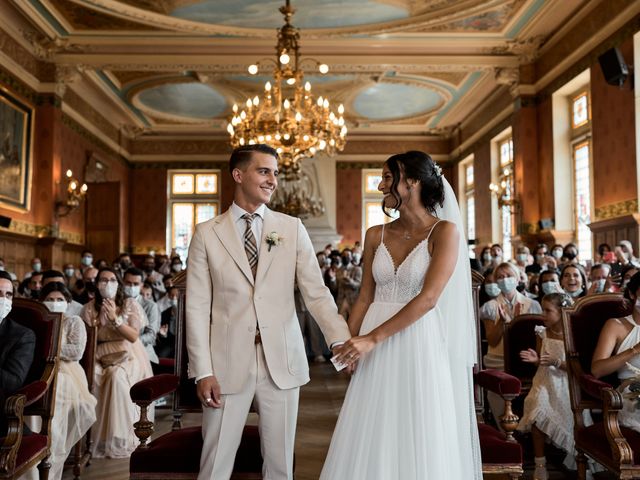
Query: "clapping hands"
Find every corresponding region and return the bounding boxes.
[520,348,561,367]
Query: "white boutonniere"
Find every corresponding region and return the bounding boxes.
[265,231,283,251]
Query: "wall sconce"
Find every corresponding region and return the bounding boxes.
[55,169,88,217]
[489,166,520,213]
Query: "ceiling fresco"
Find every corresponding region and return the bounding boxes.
[5,0,596,141]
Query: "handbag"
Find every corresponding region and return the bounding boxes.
[99,351,129,368]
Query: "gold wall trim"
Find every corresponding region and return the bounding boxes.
[0,218,83,244]
[594,199,638,222]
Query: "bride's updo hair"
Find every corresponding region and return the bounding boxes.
[384,151,445,215]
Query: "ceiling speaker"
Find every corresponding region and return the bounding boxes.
[598,47,629,87]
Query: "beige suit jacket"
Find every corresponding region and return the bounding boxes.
[186,207,350,393]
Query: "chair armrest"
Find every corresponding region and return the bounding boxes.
[15,381,48,407]
[0,394,26,475]
[475,369,521,398]
[130,374,179,404]
[580,374,613,402]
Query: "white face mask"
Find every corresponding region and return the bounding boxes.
[552,249,563,259]
[352,253,362,264]
[541,281,561,295]
[65,268,75,277]
[516,254,528,263]
[567,288,583,298]
[593,278,607,293]
[169,298,178,307]
[171,264,182,272]
[32,263,41,272]
[44,300,68,314]
[484,283,500,297]
[123,285,141,298]
[497,277,518,294]
[81,256,93,266]
[0,297,11,321]
[99,282,118,299]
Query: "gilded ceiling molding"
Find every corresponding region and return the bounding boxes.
[20,29,87,62]
[74,0,518,37]
[0,28,41,79]
[55,64,86,98]
[494,67,520,97]
[487,35,546,63]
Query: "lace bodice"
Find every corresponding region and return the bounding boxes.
[60,314,87,362]
[372,235,431,304]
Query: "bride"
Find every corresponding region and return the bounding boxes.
[322,151,482,480]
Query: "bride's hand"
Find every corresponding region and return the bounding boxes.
[334,334,377,365]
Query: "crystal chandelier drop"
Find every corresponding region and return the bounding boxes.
[226,0,347,218]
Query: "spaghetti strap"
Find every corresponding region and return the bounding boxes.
[425,219,443,244]
[380,223,385,244]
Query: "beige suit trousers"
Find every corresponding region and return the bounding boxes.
[198,344,299,480]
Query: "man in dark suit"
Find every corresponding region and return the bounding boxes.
[0,270,36,436]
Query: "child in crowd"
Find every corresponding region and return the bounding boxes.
[517,293,592,480]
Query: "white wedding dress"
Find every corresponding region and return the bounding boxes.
[320,221,481,479]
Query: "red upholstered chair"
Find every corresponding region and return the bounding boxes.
[0,298,62,479]
[65,320,97,479]
[129,271,264,480]
[562,293,640,479]
[504,313,546,415]
[471,271,524,479]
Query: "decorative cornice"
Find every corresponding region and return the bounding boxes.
[488,35,546,64]
[594,199,638,222]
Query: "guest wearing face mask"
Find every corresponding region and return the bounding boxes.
[36,282,97,479]
[19,271,43,300]
[74,266,99,305]
[0,270,35,437]
[559,264,587,299]
[170,257,183,274]
[550,244,564,263]
[515,245,531,272]
[587,263,614,295]
[538,270,563,297]
[114,253,133,279]
[480,262,542,425]
[142,255,166,300]
[619,240,640,268]
[42,270,84,316]
[490,243,504,266]
[80,267,153,458]
[157,285,179,314]
[480,269,499,307]
[123,268,160,366]
[80,250,94,271]
[478,246,493,273]
[30,257,42,275]
[63,263,80,288]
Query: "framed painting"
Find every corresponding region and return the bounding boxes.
[0,88,33,212]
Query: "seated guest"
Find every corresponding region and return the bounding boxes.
[80,250,94,271]
[155,312,176,359]
[619,240,640,267]
[42,270,84,316]
[63,263,79,289]
[480,262,542,423]
[586,263,614,295]
[123,267,160,366]
[0,271,36,436]
[80,268,153,458]
[142,255,165,300]
[596,243,613,264]
[19,271,43,300]
[479,268,499,307]
[170,256,183,274]
[514,245,531,272]
[162,274,173,292]
[560,264,587,299]
[592,271,640,433]
[621,265,640,292]
[550,244,564,263]
[114,253,133,280]
[38,282,97,479]
[157,286,179,314]
[560,243,580,268]
[479,246,493,273]
[490,243,504,265]
[141,283,154,302]
[538,269,563,297]
[74,266,99,304]
[526,244,557,275]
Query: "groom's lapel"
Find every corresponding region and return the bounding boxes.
[212,211,254,285]
[255,208,279,284]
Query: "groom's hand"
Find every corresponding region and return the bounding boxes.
[197,376,223,408]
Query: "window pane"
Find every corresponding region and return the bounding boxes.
[196,203,217,224]
[364,173,382,194]
[572,93,588,128]
[172,174,194,194]
[196,174,218,194]
[466,165,474,187]
[172,203,194,261]
[466,195,475,241]
[364,201,397,230]
[500,138,513,167]
[574,143,592,260]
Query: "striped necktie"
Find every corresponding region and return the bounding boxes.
[242,213,259,277]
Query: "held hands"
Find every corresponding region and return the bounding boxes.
[197,376,223,408]
[333,334,377,366]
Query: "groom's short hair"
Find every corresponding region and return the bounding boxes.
[229,144,279,172]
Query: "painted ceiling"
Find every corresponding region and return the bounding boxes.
[7,0,592,139]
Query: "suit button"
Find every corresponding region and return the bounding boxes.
[248,326,255,333]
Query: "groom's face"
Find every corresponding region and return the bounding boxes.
[235,152,279,207]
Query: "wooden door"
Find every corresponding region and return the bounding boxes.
[85,182,120,262]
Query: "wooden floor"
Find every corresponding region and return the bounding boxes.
[62,362,610,480]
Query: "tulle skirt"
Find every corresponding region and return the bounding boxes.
[320,302,466,480]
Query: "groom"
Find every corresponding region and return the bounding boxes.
[186,144,351,480]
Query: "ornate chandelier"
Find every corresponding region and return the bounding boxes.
[226,0,347,218]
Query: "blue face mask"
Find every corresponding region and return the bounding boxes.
[541,281,561,295]
[484,283,500,297]
[497,277,518,294]
[567,288,583,298]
